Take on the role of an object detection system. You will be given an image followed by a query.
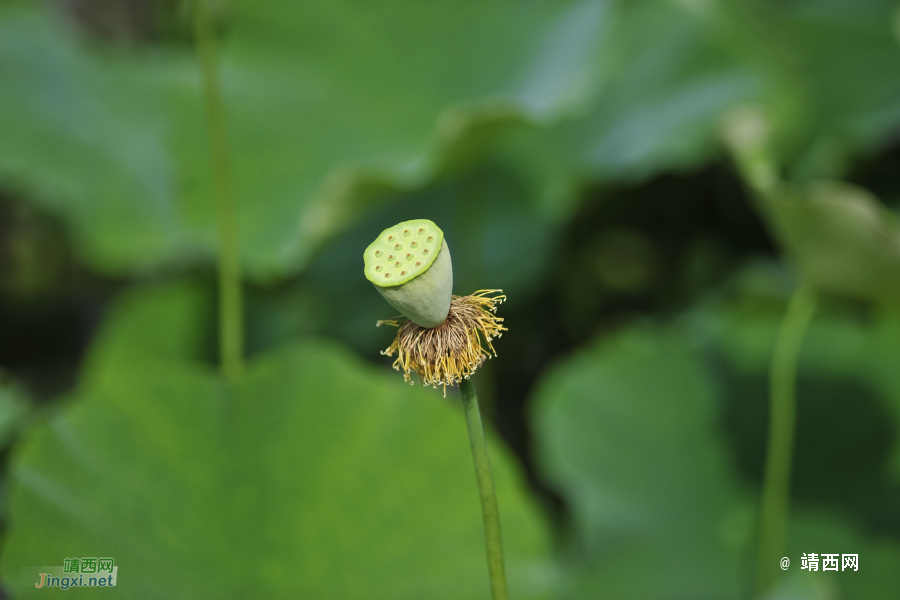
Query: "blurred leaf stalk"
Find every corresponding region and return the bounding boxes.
[757,284,816,594]
[192,0,243,380]
[724,107,816,595]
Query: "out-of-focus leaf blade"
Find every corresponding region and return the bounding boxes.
[531,327,749,599]
[478,0,760,211]
[715,0,900,179]
[532,303,900,598]
[0,0,610,278]
[558,0,759,182]
[80,279,213,390]
[0,4,187,272]
[2,340,553,598]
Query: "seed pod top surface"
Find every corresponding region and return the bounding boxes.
[364,219,444,287]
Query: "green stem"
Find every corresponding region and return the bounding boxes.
[193,0,243,380]
[756,284,816,595]
[460,377,509,600]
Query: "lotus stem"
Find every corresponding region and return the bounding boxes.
[461,377,509,600]
[193,0,244,380]
[756,284,816,594]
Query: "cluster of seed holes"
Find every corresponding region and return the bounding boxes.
[371,225,438,280]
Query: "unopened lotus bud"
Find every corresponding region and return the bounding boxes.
[364,219,452,328]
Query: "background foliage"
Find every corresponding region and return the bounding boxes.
[2,0,900,598]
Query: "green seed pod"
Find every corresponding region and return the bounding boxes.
[364,219,452,328]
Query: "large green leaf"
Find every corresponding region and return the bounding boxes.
[531,327,750,599]
[531,308,900,598]
[483,0,900,199]
[1,291,552,598]
[0,0,609,278]
[0,3,185,274]
[466,0,759,210]
[714,0,900,179]
[79,279,214,390]
[543,0,759,184]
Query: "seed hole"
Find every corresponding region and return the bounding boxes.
[411,242,418,249]
[394,244,402,251]
[384,273,390,278]
[426,236,433,243]
[403,229,411,237]
[417,228,425,235]
[388,255,394,261]
[416,261,421,266]
[375,266,382,272]
[423,249,429,254]
[401,271,406,276]
[387,235,394,242]
[395,262,401,268]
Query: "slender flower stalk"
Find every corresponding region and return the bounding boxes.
[193,0,244,380]
[723,109,820,594]
[365,220,510,598]
[461,377,509,600]
[756,284,816,594]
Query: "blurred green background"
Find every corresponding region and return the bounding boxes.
[2,0,900,597]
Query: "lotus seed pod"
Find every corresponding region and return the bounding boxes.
[364,219,453,328]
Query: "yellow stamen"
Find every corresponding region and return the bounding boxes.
[377,290,506,396]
